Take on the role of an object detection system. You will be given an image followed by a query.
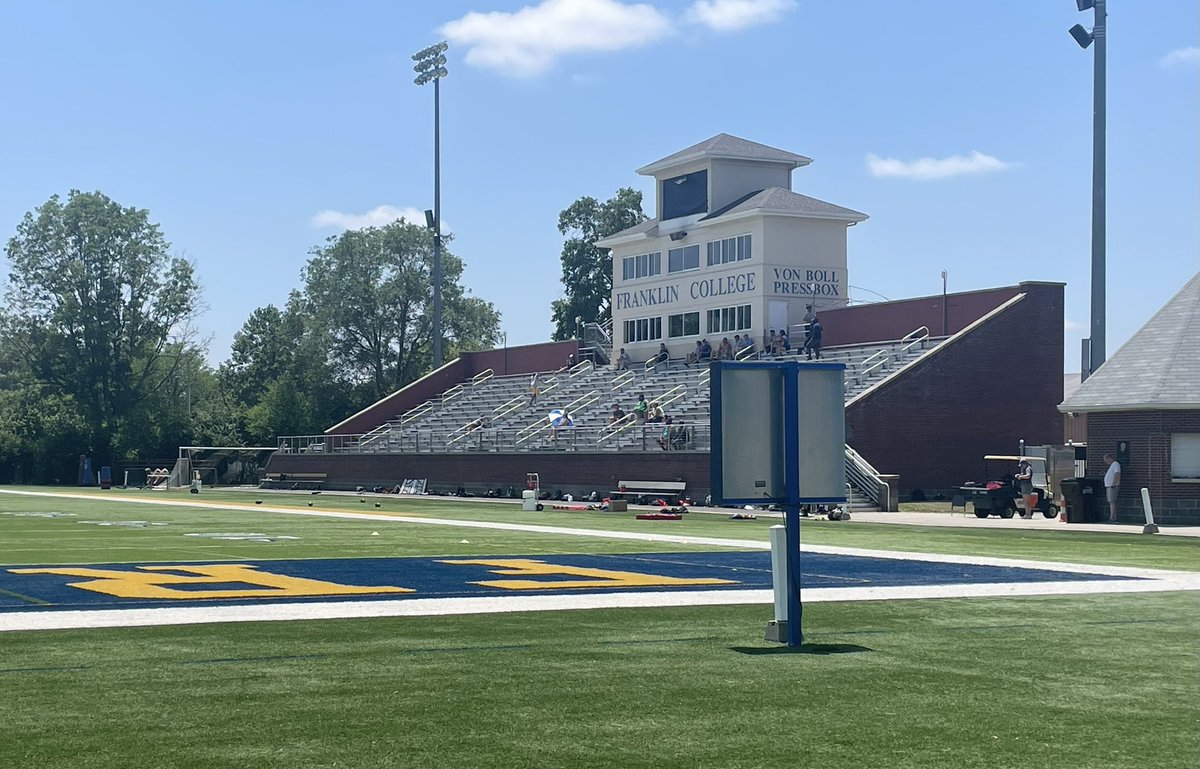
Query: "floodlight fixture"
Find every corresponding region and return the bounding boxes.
[424,209,435,230]
[1075,0,1095,11]
[1068,23,1093,49]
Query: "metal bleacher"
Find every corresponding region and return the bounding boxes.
[289,325,942,459]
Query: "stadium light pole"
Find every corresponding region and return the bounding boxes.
[413,41,449,369]
[940,270,948,336]
[1069,0,1106,376]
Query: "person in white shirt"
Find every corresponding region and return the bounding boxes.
[1103,453,1121,522]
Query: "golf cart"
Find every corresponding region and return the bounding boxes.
[959,455,1059,520]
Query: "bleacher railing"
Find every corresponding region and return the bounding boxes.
[845,444,889,510]
[278,424,712,455]
[899,326,929,354]
[399,401,433,426]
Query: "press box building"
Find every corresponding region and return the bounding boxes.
[597,133,867,360]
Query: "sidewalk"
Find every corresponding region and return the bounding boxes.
[831,510,1200,537]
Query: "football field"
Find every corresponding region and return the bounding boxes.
[1,487,1197,769]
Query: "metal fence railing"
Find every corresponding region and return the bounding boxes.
[279,424,713,455]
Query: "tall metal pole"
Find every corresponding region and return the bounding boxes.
[941,270,948,336]
[413,41,448,370]
[433,76,443,369]
[1088,0,1107,375]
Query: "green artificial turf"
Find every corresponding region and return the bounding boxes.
[2,487,1196,572]
[1,593,1197,769]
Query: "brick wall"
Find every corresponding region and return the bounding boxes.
[818,284,1039,347]
[268,450,711,500]
[1085,410,1200,524]
[845,282,1064,492]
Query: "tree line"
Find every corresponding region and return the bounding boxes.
[0,191,500,483]
[0,186,644,484]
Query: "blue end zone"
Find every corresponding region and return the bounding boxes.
[0,551,1137,612]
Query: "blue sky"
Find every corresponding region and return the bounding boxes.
[1,0,1196,372]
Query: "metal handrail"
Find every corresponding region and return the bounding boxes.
[471,369,495,386]
[441,384,465,404]
[845,444,890,510]
[612,370,636,390]
[735,343,760,361]
[568,360,594,378]
[856,350,890,380]
[899,326,930,354]
[399,401,433,426]
[492,396,526,421]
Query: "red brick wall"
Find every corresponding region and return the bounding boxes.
[819,284,1039,347]
[845,282,1064,492]
[327,340,579,436]
[1085,410,1200,524]
[268,450,710,499]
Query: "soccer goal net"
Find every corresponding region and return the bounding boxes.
[168,446,279,488]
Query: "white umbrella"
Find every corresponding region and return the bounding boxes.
[547,409,574,428]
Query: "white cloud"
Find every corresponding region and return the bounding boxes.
[1064,318,1086,333]
[440,0,672,78]
[311,205,428,231]
[684,0,795,32]
[1160,46,1200,68]
[866,151,1013,180]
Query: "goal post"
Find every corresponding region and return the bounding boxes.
[174,446,279,488]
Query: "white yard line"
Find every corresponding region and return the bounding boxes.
[2,488,1198,633]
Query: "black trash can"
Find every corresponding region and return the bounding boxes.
[1061,478,1103,523]
[1079,478,1105,522]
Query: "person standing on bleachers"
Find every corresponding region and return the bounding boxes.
[804,317,823,360]
[529,373,540,406]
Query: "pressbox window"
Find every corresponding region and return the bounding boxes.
[706,304,752,334]
[667,244,700,273]
[706,234,752,266]
[661,171,708,220]
[621,251,662,281]
[668,311,700,338]
[623,316,662,343]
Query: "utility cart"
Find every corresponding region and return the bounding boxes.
[959,455,1059,519]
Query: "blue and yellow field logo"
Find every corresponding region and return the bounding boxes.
[2,555,742,610]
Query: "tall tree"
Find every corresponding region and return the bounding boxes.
[551,187,646,340]
[302,220,500,402]
[2,190,203,462]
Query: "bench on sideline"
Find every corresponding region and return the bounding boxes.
[261,472,327,490]
[610,480,687,505]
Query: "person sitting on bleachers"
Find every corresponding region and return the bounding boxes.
[656,415,674,450]
[670,421,691,450]
[770,330,784,358]
[464,416,486,433]
[653,342,670,373]
[736,334,754,356]
[609,403,626,426]
[616,348,632,370]
[699,339,712,361]
[717,337,733,360]
[647,401,664,424]
[685,341,702,367]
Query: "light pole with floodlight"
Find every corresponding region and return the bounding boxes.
[1069,0,1106,377]
[941,270,948,336]
[413,41,448,369]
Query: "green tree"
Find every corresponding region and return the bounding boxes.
[302,221,500,402]
[551,187,646,340]
[1,190,203,463]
